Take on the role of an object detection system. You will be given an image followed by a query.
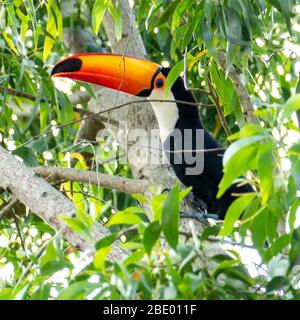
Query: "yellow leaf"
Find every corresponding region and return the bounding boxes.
[2,31,19,56]
[71,153,87,169]
[43,4,56,61]
[188,49,208,71]
[61,182,72,200]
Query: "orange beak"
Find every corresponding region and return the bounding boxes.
[51,53,161,97]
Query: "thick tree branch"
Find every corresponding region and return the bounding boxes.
[0,146,128,259]
[34,166,150,195]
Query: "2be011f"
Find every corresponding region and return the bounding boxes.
[147,304,197,315]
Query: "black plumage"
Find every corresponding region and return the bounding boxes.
[162,68,253,219]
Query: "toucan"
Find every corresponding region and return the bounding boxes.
[51,53,253,220]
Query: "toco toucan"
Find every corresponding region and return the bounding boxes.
[51,53,253,220]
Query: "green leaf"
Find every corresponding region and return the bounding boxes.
[150,0,181,31]
[162,184,180,249]
[123,250,145,266]
[257,142,274,204]
[106,207,143,227]
[11,283,30,300]
[223,135,264,166]
[40,102,49,132]
[13,146,38,167]
[59,93,74,142]
[51,1,63,39]
[40,260,72,277]
[43,3,56,61]
[164,60,184,97]
[277,0,293,37]
[239,198,260,237]
[218,144,258,197]
[92,0,107,34]
[94,246,111,270]
[213,259,241,277]
[95,233,117,250]
[78,82,97,99]
[219,193,256,237]
[22,82,43,134]
[60,216,91,239]
[164,54,193,97]
[229,123,264,140]
[179,186,192,201]
[181,19,200,52]
[282,94,300,120]
[201,224,221,241]
[226,42,240,76]
[17,7,29,36]
[143,221,161,255]
[114,1,122,41]
[210,62,241,116]
[152,194,166,221]
[200,17,217,60]
[266,276,288,293]
[132,193,149,204]
[251,206,268,251]
[40,235,63,267]
[57,281,99,300]
[171,0,193,32]
[223,7,251,46]
[264,234,291,262]
[0,288,13,300]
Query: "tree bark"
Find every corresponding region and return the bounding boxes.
[34,166,150,194]
[0,145,128,260]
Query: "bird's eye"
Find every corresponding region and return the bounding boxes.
[155,78,164,88]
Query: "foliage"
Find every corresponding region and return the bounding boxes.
[0,0,300,300]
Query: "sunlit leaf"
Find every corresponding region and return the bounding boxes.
[92,0,107,34]
[106,207,144,227]
[150,0,181,31]
[219,193,256,236]
[162,184,180,249]
[143,221,161,255]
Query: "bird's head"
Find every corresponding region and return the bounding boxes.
[51,53,198,142]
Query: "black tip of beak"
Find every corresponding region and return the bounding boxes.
[51,58,83,76]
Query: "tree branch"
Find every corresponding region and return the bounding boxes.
[217,51,259,125]
[0,145,128,260]
[34,166,150,195]
[0,198,19,219]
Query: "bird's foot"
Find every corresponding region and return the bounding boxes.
[185,193,208,211]
[180,211,219,221]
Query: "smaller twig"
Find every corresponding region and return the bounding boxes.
[0,198,19,219]
[16,238,51,286]
[131,143,225,154]
[61,189,102,202]
[0,86,47,103]
[15,98,214,151]
[11,210,26,251]
[115,225,138,242]
[60,189,119,212]
[179,230,255,249]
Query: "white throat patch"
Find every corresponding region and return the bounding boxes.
[148,90,179,142]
